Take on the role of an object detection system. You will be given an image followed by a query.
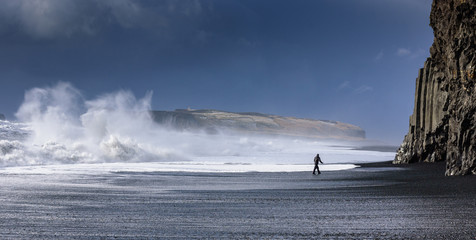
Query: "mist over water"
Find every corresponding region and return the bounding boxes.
[0,82,395,173]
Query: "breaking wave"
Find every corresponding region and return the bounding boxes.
[0,82,395,172]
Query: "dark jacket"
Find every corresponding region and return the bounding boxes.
[314,155,323,165]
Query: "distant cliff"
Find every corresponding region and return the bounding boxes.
[151,109,365,140]
[395,0,476,175]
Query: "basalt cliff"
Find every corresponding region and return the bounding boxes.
[395,0,476,175]
[151,109,365,140]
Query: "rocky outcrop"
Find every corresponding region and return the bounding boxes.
[395,0,476,175]
[151,109,365,140]
[0,114,4,121]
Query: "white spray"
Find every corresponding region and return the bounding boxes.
[0,82,395,171]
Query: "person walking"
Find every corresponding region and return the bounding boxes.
[313,153,323,175]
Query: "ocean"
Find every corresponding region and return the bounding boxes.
[0,118,395,174]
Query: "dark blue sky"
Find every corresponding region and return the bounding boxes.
[0,0,433,144]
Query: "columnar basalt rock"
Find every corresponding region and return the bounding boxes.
[395,0,476,175]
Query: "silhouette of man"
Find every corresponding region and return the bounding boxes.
[313,153,323,175]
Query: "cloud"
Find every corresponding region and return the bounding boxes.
[0,0,211,39]
[337,81,373,95]
[396,47,427,59]
[396,48,411,57]
[354,85,373,94]
[337,81,351,90]
[102,0,144,28]
[0,0,146,38]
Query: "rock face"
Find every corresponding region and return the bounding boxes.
[395,0,476,175]
[151,109,365,140]
[0,114,4,121]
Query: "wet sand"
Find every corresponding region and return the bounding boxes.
[0,161,475,239]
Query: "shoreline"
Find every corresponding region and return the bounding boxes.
[0,160,474,239]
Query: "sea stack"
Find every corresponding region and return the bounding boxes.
[0,113,5,121]
[395,0,476,175]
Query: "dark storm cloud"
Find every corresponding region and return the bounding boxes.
[0,0,139,38]
[0,0,210,39]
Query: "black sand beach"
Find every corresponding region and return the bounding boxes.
[0,162,475,239]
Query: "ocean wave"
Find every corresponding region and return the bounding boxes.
[0,82,395,171]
